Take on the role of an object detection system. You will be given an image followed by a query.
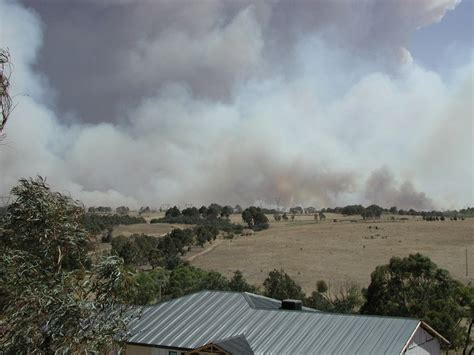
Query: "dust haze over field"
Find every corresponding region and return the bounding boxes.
[0,0,472,209]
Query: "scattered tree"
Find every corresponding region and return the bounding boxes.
[228,270,257,293]
[165,206,181,218]
[115,206,130,214]
[263,269,305,300]
[361,253,473,349]
[221,205,234,218]
[241,206,269,229]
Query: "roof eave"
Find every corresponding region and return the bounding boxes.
[420,321,450,346]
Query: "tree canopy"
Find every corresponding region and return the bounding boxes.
[263,269,305,300]
[0,177,133,353]
[361,253,473,349]
[241,206,269,229]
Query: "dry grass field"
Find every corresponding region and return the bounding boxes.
[112,211,189,237]
[191,214,474,292]
[112,223,185,238]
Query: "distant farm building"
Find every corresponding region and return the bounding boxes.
[125,290,448,355]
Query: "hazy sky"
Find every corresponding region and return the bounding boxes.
[0,0,472,210]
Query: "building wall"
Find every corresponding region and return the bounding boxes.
[126,344,186,355]
[405,327,440,355]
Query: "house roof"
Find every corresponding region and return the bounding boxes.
[214,335,254,355]
[127,290,440,355]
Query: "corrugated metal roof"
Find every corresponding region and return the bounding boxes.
[214,335,254,355]
[242,292,317,312]
[127,290,420,354]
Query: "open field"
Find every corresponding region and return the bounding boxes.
[190,215,474,292]
[112,222,187,238]
[113,211,192,237]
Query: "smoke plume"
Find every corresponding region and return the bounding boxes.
[0,0,471,210]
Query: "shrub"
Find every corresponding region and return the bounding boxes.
[253,222,269,231]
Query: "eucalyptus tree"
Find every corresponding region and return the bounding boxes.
[0,177,136,353]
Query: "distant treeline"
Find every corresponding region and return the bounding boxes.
[151,204,270,232]
[88,206,130,214]
[87,203,474,219]
[320,205,474,218]
[151,205,244,233]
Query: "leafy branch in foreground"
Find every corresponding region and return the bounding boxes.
[0,177,136,353]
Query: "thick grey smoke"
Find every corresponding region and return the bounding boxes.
[21,0,459,123]
[0,0,472,210]
[365,167,434,211]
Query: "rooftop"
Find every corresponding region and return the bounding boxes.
[127,290,435,354]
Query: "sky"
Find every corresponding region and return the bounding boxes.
[0,0,472,210]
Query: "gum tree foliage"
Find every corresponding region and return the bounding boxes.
[82,213,145,234]
[125,269,170,305]
[165,206,181,217]
[241,206,269,229]
[289,206,304,214]
[151,206,243,234]
[305,281,363,314]
[115,206,130,214]
[341,205,365,216]
[206,205,220,220]
[228,270,257,293]
[182,206,199,217]
[198,205,208,215]
[263,269,305,301]
[208,203,222,215]
[0,177,134,353]
[194,225,218,247]
[361,204,383,219]
[164,266,230,299]
[361,253,473,349]
[111,229,195,269]
[220,205,234,218]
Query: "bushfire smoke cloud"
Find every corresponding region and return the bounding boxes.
[0,0,472,210]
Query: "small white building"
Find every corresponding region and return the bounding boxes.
[125,291,448,355]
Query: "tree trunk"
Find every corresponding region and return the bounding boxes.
[463,319,473,355]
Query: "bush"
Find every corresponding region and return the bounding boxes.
[252,223,269,231]
[224,232,235,239]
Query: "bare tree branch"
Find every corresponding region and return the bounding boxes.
[0,48,13,138]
